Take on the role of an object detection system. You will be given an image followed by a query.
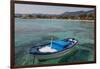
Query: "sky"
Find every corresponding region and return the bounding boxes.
[15,4,94,14]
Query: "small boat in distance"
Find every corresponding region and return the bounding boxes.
[29,38,79,60]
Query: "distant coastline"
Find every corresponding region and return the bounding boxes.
[15,10,95,20]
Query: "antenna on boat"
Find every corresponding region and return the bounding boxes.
[50,37,53,48]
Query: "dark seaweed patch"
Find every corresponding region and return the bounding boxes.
[58,43,94,63]
[15,35,59,65]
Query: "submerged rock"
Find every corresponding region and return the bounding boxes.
[58,43,94,63]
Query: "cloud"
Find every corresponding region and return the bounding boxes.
[15,4,94,14]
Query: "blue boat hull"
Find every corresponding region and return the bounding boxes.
[29,38,79,60]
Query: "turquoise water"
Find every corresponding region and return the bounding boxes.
[15,18,95,65]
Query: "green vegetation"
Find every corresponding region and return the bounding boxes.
[15,10,95,20]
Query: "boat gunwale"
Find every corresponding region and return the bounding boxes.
[29,38,79,55]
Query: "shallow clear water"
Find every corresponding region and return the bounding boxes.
[15,18,95,65]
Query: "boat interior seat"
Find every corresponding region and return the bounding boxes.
[51,40,71,51]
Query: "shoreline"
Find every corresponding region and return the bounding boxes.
[15,18,94,22]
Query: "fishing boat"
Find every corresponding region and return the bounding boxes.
[29,38,79,60]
